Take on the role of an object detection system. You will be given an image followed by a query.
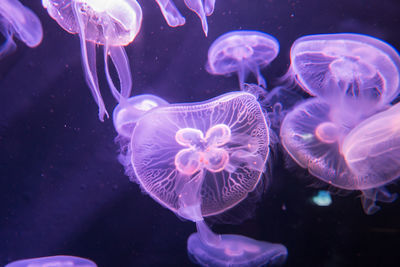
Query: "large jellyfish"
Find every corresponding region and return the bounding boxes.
[42,0,143,121]
[6,255,97,267]
[114,92,287,266]
[0,0,43,59]
[289,33,400,113]
[206,30,280,90]
[154,0,216,36]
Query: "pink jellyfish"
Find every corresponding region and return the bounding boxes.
[154,0,216,36]
[114,92,287,266]
[207,30,280,90]
[0,0,43,59]
[42,0,143,121]
[6,255,97,267]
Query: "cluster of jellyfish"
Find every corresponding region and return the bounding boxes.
[2,0,400,266]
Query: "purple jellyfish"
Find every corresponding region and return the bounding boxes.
[42,0,143,121]
[280,97,398,214]
[114,92,287,266]
[206,30,280,90]
[154,0,216,36]
[289,33,400,111]
[6,255,97,267]
[0,0,43,59]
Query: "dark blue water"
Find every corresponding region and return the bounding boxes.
[1,0,399,266]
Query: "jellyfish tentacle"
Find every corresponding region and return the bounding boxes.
[72,1,108,121]
[184,0,209,36]
[204,0,216,16]
[155,0,186,27]
[252,62,267,88]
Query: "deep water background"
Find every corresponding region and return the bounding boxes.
[1,0,400,266]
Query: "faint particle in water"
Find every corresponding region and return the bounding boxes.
[5,255,97,267]
[288,33,400,111]
[115,91,287,266]
[154,0,216,36]
[42,0,143,121]
[0,0,43,59]
[206,30,280,90]
[312,190,332,206]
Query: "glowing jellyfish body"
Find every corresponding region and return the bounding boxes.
[113,94,169,138]
[117,92,287,266]
[207,31,280,90]
[0,0,43,59]
[280,98,397,214]
[6,255,97,267]
[290,33,400,111]
[154,0,216,36]
[42,0,143,120]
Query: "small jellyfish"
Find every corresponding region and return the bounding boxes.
[280,98,397,214]
[312,190,332,206]
[206,30,280,90]
[113,94,169,139]
[116,92,287,266]
[154,0,216,36]
[0,0,43,59]
[6,255,97,267]
[42,0,143,121]
[289,33,400,110]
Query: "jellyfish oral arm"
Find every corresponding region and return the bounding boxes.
[361,187,397,215]
[72,1,108,121]
[0,23,16,59]
[184,0,209,36]
[154,0,186,27]
[104,44,133,101]
[204,0,216,16]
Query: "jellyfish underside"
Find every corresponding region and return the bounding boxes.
[42,0,142,120]
[207,31,279,90]
[154,0,216,35]
[5,255,97,267]
[0,0,43,59]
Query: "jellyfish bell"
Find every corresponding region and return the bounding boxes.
[5,255,97,267]
[42,0,143,121]
[289,33,400,110]
[118,91,287,266]
[280,98,397,214]
[0,0,43,59]
[206,30,280,90]
[154,0,216,36]
[113,94,169,139]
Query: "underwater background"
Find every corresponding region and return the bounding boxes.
[1,0,400,266]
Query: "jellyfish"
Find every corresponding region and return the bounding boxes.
[289,33,400,112]
[113,94,169,139]
[0,0,43,59]
[42,0,143,121]
[115,92,287,266]
[280,98,397,214]
[312,190,332,207]
[154,0,216,36]
[6,255,97,267]
[206,30,280,90]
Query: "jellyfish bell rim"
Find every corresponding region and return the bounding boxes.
[207,30,280,75]
[129,91,270,218]
[290,32,400,102]
[113,94,169,138]
[5,255,97,267]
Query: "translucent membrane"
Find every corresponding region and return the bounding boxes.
[207,30,280,90]
[290,33,400,109]
[0,0,43,59]
[42,0,143,120]
[6,255,97,267]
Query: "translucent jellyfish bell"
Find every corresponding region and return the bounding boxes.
[118,91,287,266]
[290,33,400,109]
[6,255,97,267]
[280,98,397,214]
[42,0,143,121]
[0,0,43,59]
[154,0,216,36]
[113,94,169,139]
[207,30,280,90]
